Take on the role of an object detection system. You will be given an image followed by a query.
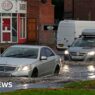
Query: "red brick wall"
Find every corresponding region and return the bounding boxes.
[39,1,55,44]
[27,0,39,18]
[27,0,54,44]
[74,0,95,20]
[64,0,73,19]
[64,0,95,20]
[27,0,53,19]
[64,0,73,11]
[39,4,54,24]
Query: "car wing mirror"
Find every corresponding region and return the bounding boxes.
[40,56,47,60]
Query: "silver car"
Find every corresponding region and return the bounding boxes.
[64,37,95,61]
[0,45,60,77]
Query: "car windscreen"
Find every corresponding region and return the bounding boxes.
[72,37,95,47]
[2,47,39,59]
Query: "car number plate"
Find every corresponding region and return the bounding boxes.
[0,72,11,77]
[71,56,83,59]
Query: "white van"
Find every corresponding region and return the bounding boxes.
[57,20,95,50]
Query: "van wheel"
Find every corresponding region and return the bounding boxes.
[31,68,38,77]
[54,65,60,75]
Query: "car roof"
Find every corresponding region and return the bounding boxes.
[82,29,95,36]
[10,45,49,49]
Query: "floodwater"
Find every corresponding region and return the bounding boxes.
[1,61,95,92]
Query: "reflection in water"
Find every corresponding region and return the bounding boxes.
[88,75,95,79]
[87,65,95,79]
[22,84,29,89]
[63,65,70,72]
[62,64,95,80]
[87,65,95,72]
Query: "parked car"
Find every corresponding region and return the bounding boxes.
[0,45,60,77]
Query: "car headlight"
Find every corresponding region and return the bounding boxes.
[18,65,31,71]
[22,66,30,71]
[87,51,95,56]
[64,50,69,55]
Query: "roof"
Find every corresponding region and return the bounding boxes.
[82,29,95,36]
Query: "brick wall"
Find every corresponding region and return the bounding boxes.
[26,0,54,45]
[64,0,73,19]
[39,1,55,44]
[27,0,39,19]
[74,0,95,20]
[64,0,73,11]
[64,0,95,20]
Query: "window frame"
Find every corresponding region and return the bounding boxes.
[40,47,55,58]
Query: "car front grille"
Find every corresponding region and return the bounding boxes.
[70,52,86,56]
[0,66,16,72]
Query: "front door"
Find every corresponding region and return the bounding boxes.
[1,17,12,43]
[27,19,38,42]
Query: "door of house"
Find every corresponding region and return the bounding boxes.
[27,19,38,42]
[1,17,12,43]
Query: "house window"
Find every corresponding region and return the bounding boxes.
[20,14,26,38]
[12,13,17,42]
[2,18,11,31]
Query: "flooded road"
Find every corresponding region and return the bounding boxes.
[0,61,95,92]
[61,63,95,80]
[0,49,95,92]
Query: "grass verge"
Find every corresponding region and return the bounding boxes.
[1,80,95,95]
[64,80,95,89]
[1,89,95,95]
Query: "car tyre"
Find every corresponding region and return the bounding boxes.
[31,68,38,77]
[54,65,60,75]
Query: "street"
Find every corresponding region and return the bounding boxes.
[0,0,94,94]
[0,49,95,92]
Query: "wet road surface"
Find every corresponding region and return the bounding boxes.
[0,62,95,92]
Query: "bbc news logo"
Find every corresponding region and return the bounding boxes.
[0,82,13,88]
